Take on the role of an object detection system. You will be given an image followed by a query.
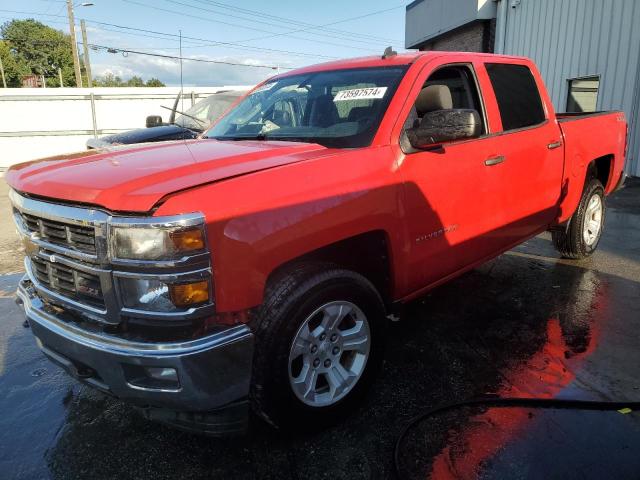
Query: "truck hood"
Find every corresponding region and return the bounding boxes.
[6,139,329,212]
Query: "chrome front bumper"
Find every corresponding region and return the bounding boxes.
[17,277,254,433]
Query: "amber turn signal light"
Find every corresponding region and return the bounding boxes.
[169,280,210,308]
[170,228,205,252]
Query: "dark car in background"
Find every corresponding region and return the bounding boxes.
[86,90,247,149]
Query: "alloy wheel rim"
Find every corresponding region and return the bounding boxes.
[583,194,603,246]
[288,300,371,407]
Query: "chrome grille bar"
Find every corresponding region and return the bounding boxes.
[31,255,104,309]
[21,212,97,254]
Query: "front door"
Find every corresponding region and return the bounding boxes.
[397,62,512,293]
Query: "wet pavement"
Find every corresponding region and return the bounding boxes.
[0,179,639,479]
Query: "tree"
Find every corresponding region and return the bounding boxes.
[93,73,166,87]
[0,19,78,87]
[145,77,165,87]
[92,73,122,87]
[125,75,145,87]
[0,40,30,87]
[1,19,166,88]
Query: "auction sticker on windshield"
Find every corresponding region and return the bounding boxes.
[333,87,387,102]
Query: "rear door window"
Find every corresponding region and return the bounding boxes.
[485,63,545,131]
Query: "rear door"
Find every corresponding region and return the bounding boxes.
[480,61,564,241]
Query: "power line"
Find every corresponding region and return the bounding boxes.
[157,0,397,47]
[84,23,232,50]
[1,36,65,45]
[88,43,287,70]
[195,0,404,45]
[238,4,407,46]
[0,9,337,60]
[122,0,379,53]
[87,21,336,58]
[1,33,176,53]
[0,33,290,70]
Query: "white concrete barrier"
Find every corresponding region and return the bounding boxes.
[0,86,250,170]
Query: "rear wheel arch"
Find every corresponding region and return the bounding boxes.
[587,154,614,191]
[552,177,605,259]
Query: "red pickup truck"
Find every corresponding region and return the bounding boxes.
[7,51,627,434]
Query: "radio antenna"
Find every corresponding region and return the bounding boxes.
[178,28,196,162]
[179,29,184,115]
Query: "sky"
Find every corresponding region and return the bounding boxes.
[0,0,409,87]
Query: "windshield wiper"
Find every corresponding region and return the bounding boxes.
[266,136,319,144]
[160,105,208,128]
[211,134,323,145]
[213,133,267,141]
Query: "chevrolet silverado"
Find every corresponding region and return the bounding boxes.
[7,51,627,434]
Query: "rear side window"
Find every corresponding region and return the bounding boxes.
[485,63,545,131]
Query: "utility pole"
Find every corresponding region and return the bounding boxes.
[66,0,82,87]
[0,55,6,88]
[58,68,64,87]
[80,20,92,87]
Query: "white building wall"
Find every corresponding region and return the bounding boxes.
[496,0,640,176]
[0,86,249,170]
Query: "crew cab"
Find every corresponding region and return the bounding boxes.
[7,51,627,434]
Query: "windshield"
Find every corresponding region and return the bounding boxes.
[204,66,407,148]
[175,92,244,131]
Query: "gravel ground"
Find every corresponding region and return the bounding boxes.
[0,179,23,274]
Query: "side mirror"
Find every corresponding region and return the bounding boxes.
[146,115,163,128]
[406,109,481,149]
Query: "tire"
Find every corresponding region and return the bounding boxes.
[552,178,606,259]
[250,263,386,429]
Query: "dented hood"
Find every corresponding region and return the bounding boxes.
[6,139,329,212]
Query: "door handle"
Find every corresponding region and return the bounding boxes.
[485,155,505,166]
[547,141,562,149]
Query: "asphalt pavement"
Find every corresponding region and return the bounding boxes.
[1,178,639,479]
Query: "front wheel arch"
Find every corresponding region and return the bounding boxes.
[250,263,387,429]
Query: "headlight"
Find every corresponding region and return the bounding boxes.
[110,216,206,261]
[110,213,213,314]
[119,277,211,311]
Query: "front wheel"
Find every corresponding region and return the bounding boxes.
[552,178,606,259]
[250,264,386,429]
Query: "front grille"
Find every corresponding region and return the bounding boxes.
[19,211,96,254]
[30,256,105,309]
[12,190,213,336]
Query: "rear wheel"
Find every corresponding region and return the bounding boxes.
[250,264,386,429]
[552,178,605,259]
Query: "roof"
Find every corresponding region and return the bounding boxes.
[273,51,532,80]
[275,52,427,78]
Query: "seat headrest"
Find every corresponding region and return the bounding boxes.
[309,94,339,127]
[272,109,292,126]
[415,85,453,115]
[347,106,370,122]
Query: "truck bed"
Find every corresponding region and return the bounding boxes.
[557,111,619,121]
[556,110,627,222]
